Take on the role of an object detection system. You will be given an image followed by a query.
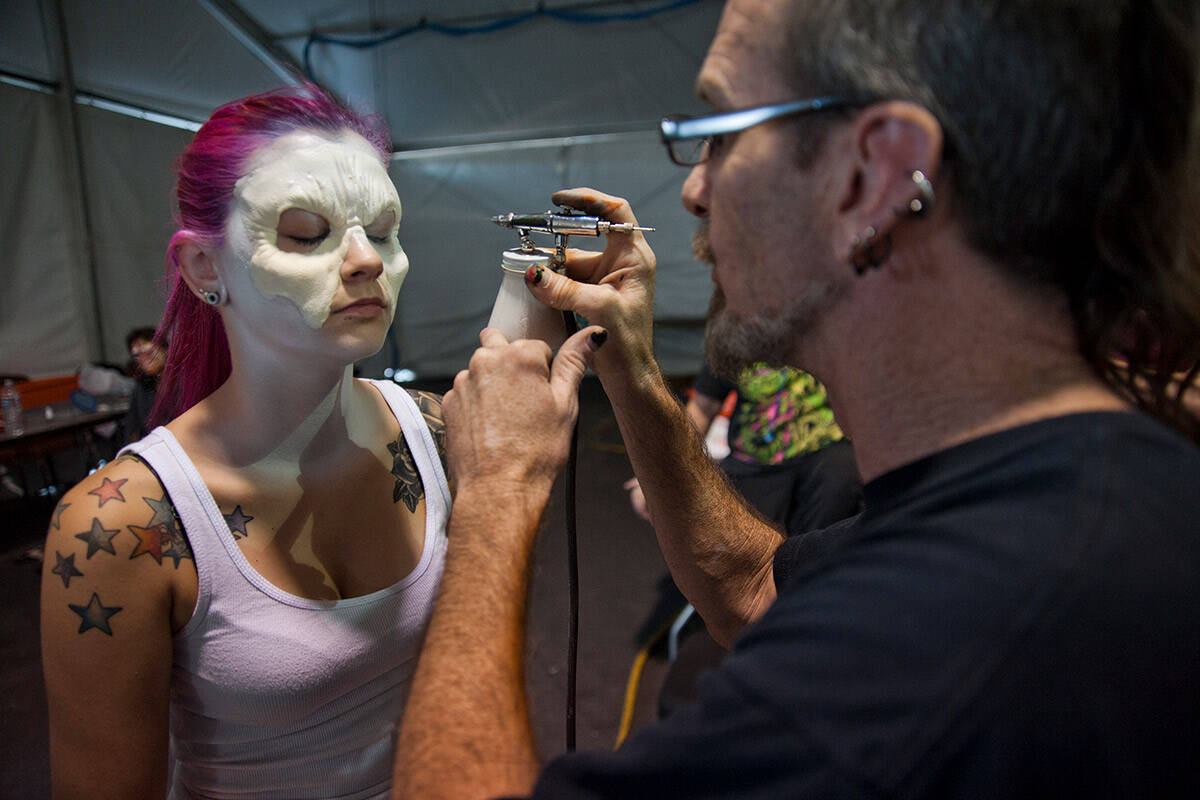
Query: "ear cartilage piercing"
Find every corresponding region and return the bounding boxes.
[908,169,934,218]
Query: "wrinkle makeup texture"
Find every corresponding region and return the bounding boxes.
[226,130,408,329]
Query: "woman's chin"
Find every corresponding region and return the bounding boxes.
[327,329,388,364]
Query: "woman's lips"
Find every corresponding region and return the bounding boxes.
[334,298,386,317]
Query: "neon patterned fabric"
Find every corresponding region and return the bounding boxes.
[727,364,843,465]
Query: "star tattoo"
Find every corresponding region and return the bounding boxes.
[51,501,71,530]
[141,494,176,528]
[76,517,120,558]
[69,592,123,636]
[160,517,193,568]
[388,438,424,512]
[51,551,84,588]
[223,505,253,539]
[88,477,128,507]
[128,524,167,565]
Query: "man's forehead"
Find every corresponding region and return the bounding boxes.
[696,0,791,108]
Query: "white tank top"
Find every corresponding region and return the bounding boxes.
[120,380,449,800]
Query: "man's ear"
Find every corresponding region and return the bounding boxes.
[172,234,225,299]
[832,101,943,258]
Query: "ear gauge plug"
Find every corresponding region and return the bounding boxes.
[200,284,228,306]
[849,226,893,275]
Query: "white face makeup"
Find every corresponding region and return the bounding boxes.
[225,129,408,329]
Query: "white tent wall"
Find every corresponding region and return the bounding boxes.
[59,0,291,122]
[306,3,720,147]
[1,0,723,380]
[0,83,93,377]
[78,105,194,366]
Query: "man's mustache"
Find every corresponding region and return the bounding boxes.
[692,220,713,265]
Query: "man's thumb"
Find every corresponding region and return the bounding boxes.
[549,325,607,401]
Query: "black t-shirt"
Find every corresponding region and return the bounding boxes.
[527,412,1200,798]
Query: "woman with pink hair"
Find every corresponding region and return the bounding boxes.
[41,86,449,799]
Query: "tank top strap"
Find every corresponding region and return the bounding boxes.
[118,428,240,623]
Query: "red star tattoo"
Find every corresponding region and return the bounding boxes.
[88,477,128,507]
[127,524,167,565]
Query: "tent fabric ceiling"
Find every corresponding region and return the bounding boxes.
[0,0,723,379]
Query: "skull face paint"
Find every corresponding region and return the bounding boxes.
[225,129,408,329]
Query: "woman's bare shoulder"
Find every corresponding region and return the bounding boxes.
[42,454,193,609]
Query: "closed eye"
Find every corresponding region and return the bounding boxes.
[365,210,398,246]
[277,208,331,252]
[286,233,328,246]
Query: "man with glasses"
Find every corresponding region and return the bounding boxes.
[393,1,1200,797]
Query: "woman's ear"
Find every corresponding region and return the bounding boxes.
[173,234,227,302]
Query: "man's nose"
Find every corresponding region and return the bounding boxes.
[681,163,709,217]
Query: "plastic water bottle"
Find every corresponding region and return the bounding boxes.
[2,379,24,436]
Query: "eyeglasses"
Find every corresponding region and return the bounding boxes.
[660,95,870,167]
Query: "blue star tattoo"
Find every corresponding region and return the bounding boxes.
[75,517,120,559]
[142,494,176,528]
[51,551,84,588]
[69,592,123,636]
[223,505,253,539]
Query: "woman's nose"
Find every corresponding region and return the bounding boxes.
[341,230,384,282]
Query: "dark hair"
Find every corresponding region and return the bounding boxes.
[152,85,392,427]
[125,327,159,352]
[784,0,1200,441]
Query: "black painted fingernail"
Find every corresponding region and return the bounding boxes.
[590,329,608,348]
[526,266,544,285]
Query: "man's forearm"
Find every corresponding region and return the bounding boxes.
[393,482,546,800]
[600,368,782,646]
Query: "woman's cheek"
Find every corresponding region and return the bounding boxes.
[384,245,409,298]
[247,245,344,329]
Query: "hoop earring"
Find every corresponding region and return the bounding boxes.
[896,169,935,218]
[849,226,893,276]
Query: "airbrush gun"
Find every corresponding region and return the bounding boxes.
[486,209,654,346]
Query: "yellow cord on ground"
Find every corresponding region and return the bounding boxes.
[613,612,681,749]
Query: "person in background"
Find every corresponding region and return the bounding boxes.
[630,359,862,717]
[628,361,861,538]
[123,326,166,443]
[42,86,449,800]
[391,0,1200,797]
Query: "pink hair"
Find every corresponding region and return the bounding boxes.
[151,85,392,426]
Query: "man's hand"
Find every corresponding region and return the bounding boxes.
[443,324,608,499]
[394,323,606,800]
[521,188,658,393]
